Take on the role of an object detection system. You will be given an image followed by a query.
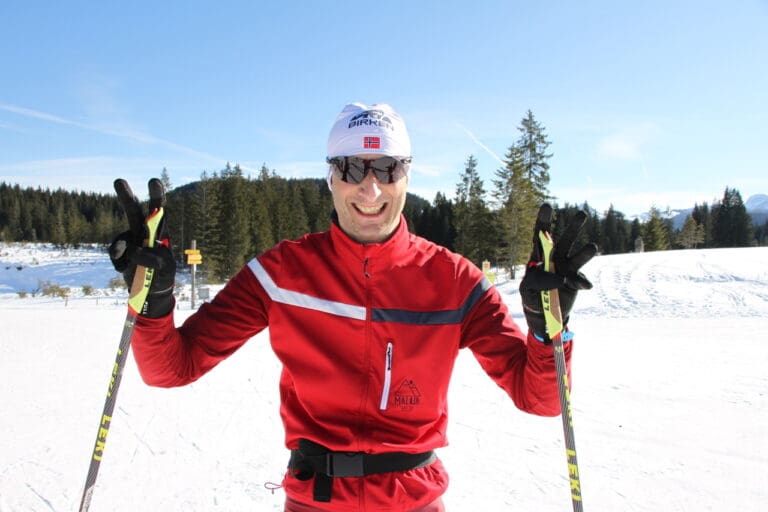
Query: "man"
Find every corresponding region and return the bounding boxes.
[109,102,595,511]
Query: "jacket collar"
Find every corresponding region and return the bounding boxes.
[329,212,412,271]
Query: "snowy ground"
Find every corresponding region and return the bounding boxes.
[1,242,767,511]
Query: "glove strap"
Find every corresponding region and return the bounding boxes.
[127,207,165,314]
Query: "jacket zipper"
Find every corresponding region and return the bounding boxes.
[357,255,374,450]
[379,341,393,410]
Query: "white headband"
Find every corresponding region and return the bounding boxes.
[326,102,411,158]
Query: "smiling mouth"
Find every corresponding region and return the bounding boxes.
[354,203,386,215]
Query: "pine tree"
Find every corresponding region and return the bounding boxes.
[164,188,188,263]
[424,192,456,250]
[66,204,88,245]
[712,187,754,247]
[491,111,554,274]
[516,109,553,203]
[284,181,310,240]
[642,207,671,251]
[454,155,496,266]
[50,201,67,246]
[160,167,173,192]
[259,166,283,245]
[692,202,713,247]
[5,191,22,241]
[677,215,705,249]
[247,179,274,256]
[190,171,222,281]
[272,179,293,243]
[159,166,186,257]
[216,164,251,280]
[299,180,321,233]
[19,200,34,241]
[754,220,768,246]
[493,145,538,275]
[587,205,601,248]
[600,204,630,254]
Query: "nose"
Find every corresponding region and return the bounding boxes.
[357,171,383,201]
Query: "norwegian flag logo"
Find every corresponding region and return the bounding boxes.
[363,136,381,149]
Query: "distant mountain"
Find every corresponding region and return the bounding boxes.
[632,194,767,230]
[629,207,692,228]
[745,194,768,212]
[667,208,694,230]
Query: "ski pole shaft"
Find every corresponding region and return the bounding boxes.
[551,318,583,512]
[79,204,164,511]
[78,309,138,512]
[539,230,584,512]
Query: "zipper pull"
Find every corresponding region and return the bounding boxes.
[380,342,393,410]
[363,258,371,279]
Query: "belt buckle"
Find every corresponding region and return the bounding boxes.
[327,452,364,477]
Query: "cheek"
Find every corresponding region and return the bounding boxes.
[331,192,345,213]
[331,185,356,214]
[391,183,408,209]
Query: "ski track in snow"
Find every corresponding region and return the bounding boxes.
[571,248,768,318]
[1,243,767,511]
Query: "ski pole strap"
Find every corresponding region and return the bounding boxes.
[288,439,437,502]
[533,330,575,344]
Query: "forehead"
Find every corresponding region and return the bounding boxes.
[349,153,384,160]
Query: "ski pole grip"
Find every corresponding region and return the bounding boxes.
[127,207,165,314]
[538,230,564,338]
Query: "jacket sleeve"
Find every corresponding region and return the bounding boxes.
[459,283,571,417]
[131,262,271,388]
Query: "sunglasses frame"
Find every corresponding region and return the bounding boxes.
[326,156,412,184]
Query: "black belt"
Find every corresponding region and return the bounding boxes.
[288,439,437,502]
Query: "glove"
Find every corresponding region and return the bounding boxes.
[519,203,597,342]
[109,178,176,318]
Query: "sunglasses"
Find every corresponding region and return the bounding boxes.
[326,156,412,184]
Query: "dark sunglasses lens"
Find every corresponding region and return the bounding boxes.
[345,158,368,183]
[329,157,409,184]
[328,157,362,184]
[369,157,401,184]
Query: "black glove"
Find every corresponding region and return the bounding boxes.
[519,203,597,341]
[109,178,176,318]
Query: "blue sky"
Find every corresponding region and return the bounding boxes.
[1,1,766,215]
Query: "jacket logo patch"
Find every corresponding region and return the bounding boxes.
[393,379,421,411]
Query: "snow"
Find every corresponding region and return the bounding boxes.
[1,242,767,511]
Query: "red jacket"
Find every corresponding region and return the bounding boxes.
[131,216,571,511]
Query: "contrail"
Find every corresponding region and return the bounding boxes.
[455,123,507,167]
[0,102,257,173]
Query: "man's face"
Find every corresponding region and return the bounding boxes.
[330,154,408,244]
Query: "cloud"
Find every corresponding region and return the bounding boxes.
[597,134,642,160]
[0,102,240,169]
[0,103,80,126]
[455,123,507,167]
[412,162,443,178]
[0,120,30,134]
[0,156,163,173]
[552,184,721,216]
[595,122,660,161]
[0,156,178,194]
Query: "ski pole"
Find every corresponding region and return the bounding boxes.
[539,229,584,512]
[79,180,165,512]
